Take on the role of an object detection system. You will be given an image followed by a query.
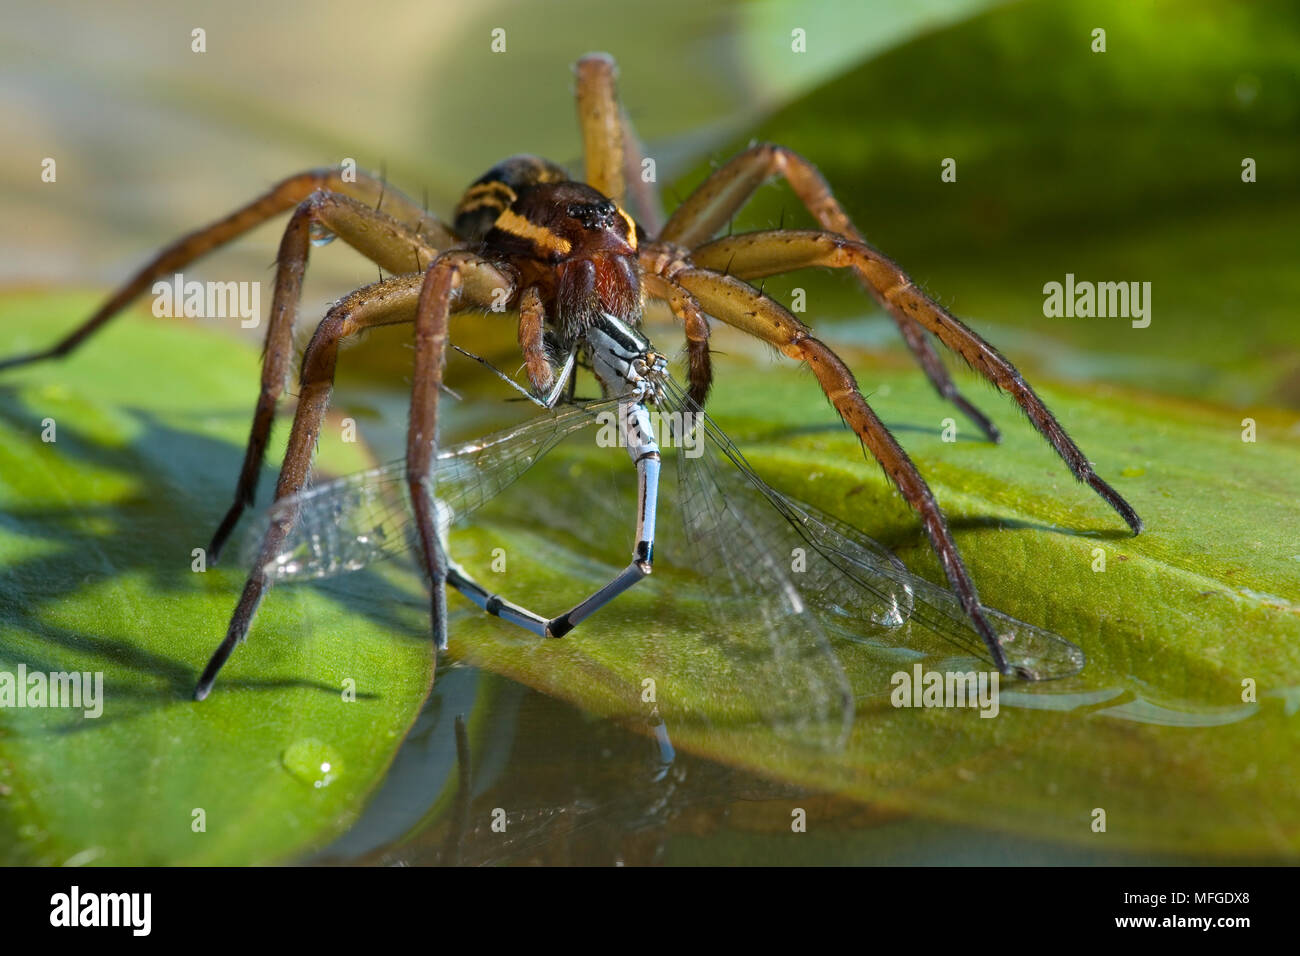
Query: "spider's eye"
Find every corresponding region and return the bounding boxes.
[566,201,617,230]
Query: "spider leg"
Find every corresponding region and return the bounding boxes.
[194,259,514,699]
[658,143,999,442]
[641,272,713,407]
[206,190,448,559]
[0,168,453,372]
[575,53,662,233]
[689,230,1142,535]
[195,273,426,699]
[619,106,663,236]
[406,253,519,652]
[668,265,1016,674]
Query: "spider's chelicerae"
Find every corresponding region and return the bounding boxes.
[3,54,1141,699]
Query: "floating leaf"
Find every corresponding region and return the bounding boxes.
[0,293,433,865]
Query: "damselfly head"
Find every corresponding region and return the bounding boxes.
[634,350,670,404]
[585,314,666,403]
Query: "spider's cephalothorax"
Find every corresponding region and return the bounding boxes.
[467,166,644,345]
[449,152,647,389]
[0,52,1142,698]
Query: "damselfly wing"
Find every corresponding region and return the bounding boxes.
[251,397,627,581]
[253,378,1083,749]
[659,378,1085,691]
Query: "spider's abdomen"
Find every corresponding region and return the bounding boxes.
[453,155,569,241]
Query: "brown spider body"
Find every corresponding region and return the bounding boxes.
[476,173,644,347]
[0,53,1141,699]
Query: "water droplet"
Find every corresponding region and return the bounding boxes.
[281,739,343,788]
[309,222,337,247]
[1234,74,1259,107]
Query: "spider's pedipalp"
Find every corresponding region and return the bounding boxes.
[516,284,557,396]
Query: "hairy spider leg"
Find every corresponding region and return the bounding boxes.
[208,191,447,559]
[0,167,458,560]
[574,52,663,235]
[575,54,627,216]
[641,271,713,407]
[689,230,1142,535]
[658,143,1001,443]
[403,253,520,665]
[661,264,1013,674]
[0,168,452,372]
[195,254,514,699]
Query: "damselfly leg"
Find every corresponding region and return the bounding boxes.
[442,398,661,642]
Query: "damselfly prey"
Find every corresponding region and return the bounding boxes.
[253,315,1084,746]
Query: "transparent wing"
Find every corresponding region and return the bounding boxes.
[251,398,625,582]
[666,383,857,749]
[662,377,1083,689]
[763,493,1084,681]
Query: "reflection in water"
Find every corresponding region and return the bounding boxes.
[1090,697,1257,727]
[314,665,883,866]
[313,661,1288,866]
[846,642,1270,729]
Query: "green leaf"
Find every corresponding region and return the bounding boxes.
[0,293,433,865]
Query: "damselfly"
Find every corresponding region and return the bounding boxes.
[254,317,1084,746]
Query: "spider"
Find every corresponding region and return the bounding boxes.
[2,54,1141,699]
